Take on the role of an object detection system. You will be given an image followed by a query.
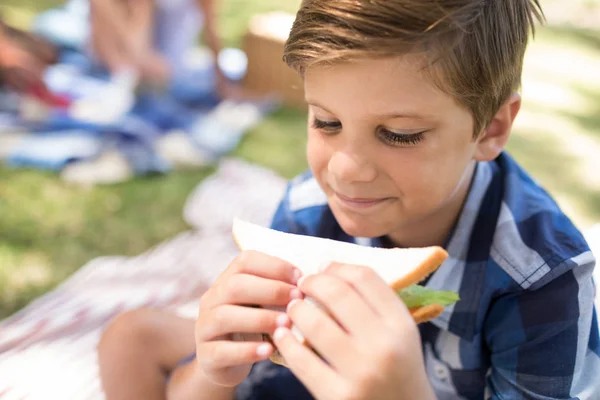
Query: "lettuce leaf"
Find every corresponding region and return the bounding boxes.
[397,285,460,309]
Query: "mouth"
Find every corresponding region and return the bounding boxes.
[334,192,393,210]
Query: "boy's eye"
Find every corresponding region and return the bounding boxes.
[312,118,425,146]
[312,118,341,132]
[377,128,425,147]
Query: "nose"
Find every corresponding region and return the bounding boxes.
[328,150,377,183]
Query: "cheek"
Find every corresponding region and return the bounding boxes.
[306,130,330,173]
[386,143,473,203]
[386,157,438,198]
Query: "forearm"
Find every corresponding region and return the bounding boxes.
[89,0,129,70]
[127,0,156,53]
[413,381,437,400]
[166,359,236,400]
[0,45,5,71]
[0,23,9,64]
[90,0,131,40]
[90,0,150,71]
[203,22,223,60]
[197,0,226,78]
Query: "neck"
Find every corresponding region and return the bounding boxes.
[386,161,477,249]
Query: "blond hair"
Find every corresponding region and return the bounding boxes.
[283,0,545,136]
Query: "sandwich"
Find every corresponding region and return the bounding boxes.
[231,218,459,366]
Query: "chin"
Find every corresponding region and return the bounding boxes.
[332,209,391,239]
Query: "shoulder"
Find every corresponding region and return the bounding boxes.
[488,153,595,291]
[438,154,596,340]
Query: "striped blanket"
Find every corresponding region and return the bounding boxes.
[0,158,287,399]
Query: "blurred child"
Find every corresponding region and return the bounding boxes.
[88,0,235,95]
[97,1,599,399]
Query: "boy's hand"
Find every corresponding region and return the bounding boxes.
[195,251,303,388]
[273,263,436,400]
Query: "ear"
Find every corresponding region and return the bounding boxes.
[474,93,521,162]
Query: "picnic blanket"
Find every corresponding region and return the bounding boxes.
[0,25,277,186]
[0,158,287,399]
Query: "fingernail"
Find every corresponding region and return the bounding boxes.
[276,313,290,327]
[290,288,302,300]
[318,261,331,272]
[273,327,287,343]
[287,299,300,312]
[297,275,307,288]
[292,268,302,284]
[256,343,272,357]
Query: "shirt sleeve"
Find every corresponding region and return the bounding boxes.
[269,182,299,234]
[484,259,600,399]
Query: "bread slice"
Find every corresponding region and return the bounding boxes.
[231,218,452,366]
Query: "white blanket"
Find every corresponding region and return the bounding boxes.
[0,158,287,400]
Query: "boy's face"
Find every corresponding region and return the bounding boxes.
[304,56,482,247]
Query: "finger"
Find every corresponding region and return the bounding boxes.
[89,12,131,73]
[273,327,347,400]
[227,250,302,285]
[323,263,412,327]
[298,273,380,338]
[197,340,274,371]
[210,273,302,309]
[197,305,291,341]
[286,299,356,375]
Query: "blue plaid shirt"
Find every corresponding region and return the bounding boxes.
[235,152,599,400]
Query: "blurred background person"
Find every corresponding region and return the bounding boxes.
[32,0,239,98]
[0,17,57,94]
[88,0,234,95]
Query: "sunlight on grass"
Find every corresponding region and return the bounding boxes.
[0,0,62,30]
[510,23,600,229]
[233,108,308,179]
[219,0,301,47]
[0,8,33,30]
[0,244,53,317]
[0,167,215,317]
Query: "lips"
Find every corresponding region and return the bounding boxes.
[334,192,392,209]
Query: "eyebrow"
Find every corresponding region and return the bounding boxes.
[307,101,431,120]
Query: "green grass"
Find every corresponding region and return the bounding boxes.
[0,167,211,314]
[1,0,599,318]
[509,23,600,226]
[219,0,302,47]
[0,107,308,319]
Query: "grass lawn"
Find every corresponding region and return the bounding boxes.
[1,0,599,318]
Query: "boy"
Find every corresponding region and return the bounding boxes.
[97,1,600,399]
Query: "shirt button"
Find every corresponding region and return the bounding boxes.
[435,365,449,382]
